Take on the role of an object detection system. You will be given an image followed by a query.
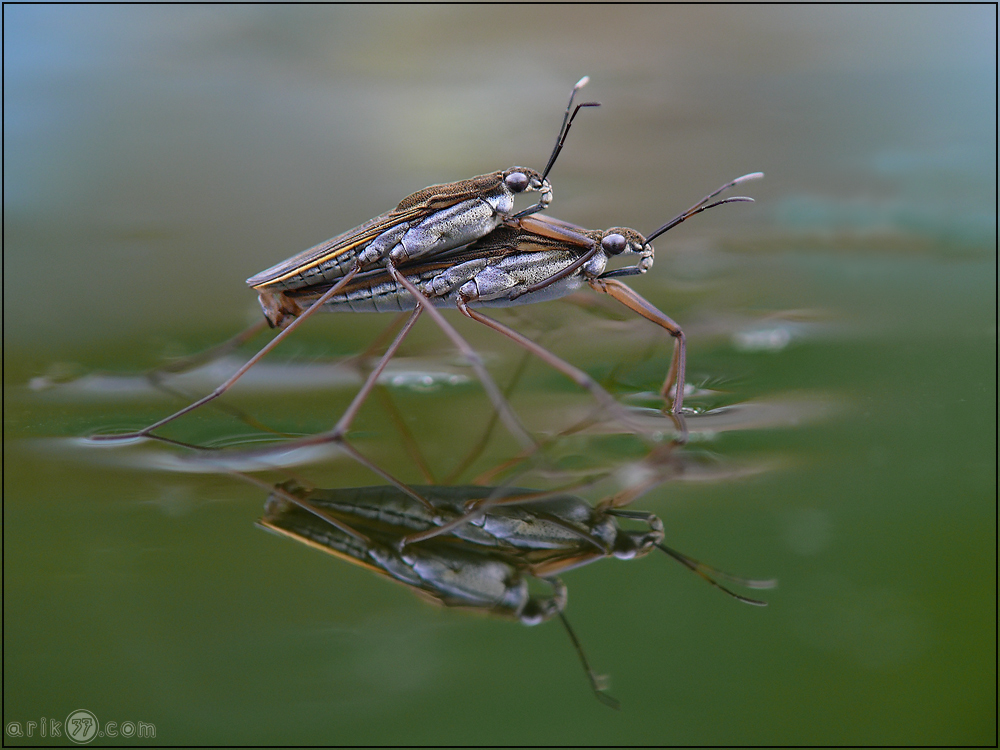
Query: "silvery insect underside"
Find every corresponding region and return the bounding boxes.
[261,218,648,314]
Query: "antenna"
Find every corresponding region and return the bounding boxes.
[646,172,764,242]
[541,76,601,180]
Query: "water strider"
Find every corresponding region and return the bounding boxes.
[208,172,763,467]
[287,172,762,415]
[105,170,761,479]
[89,80,760,465]
[246,77,599,326]
[90,77,599,446]
[257,479,775,709]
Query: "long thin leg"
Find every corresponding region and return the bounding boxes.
[164,308,449,514]
[135,298,425,481]
[344,310,411,366]
[90,266,362,441]
[587,277,686,414]
[335,439,438,513]
[220,305,423,456]
[145,377,291,439]
[156,312,411,439]
[469,403,631,486]
[60,318,278,436]
[336,310,440,479]
[456,298,648,434]
[167,311,442,511]
[385,264,537,452]
[327,306,422,439]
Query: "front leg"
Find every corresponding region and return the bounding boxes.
[587,277,687,415]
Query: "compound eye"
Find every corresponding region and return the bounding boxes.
[602,233,627,255]
[505,171,530,193]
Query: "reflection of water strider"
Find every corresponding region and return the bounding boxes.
[257,481,775,709]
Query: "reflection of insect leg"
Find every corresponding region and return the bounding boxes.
[556,609,620,710]
[241,472,373,544]
[403,428,687,548]
[165,304,416,439]
[588,277,687,411]
[202,281,531,497]
[521,575,620,710]
[330,310,437,478]
[147,318,270,380]
[374,387,438,484]
[234,417,442,517]
[162,306,433,490]
[443,349,534,483]
[229,304,425,459]
[596,440,686,510]
[177,267,538,463]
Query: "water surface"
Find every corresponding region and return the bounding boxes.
[4,5,996,745]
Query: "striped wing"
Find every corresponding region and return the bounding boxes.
[247,171,506,291]
[246,205,428,290]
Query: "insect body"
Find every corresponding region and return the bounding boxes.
[249,226,609,316]
[248,77,598,329]
[265,221,602,311]
[272,173,763,414]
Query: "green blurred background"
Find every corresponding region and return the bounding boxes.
[4,5,995,745]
